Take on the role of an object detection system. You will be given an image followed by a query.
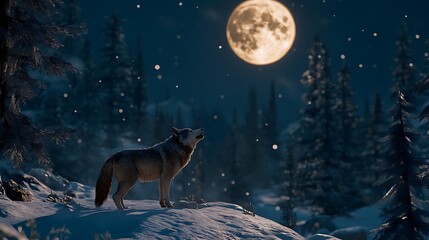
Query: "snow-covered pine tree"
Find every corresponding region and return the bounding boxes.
[415,45,429,198]
[375,92,429,240]
[100,13,132,148]
[334,65,362,210]
[295,39,341,215]
[56,0,84,127]
[415,47,429,159]
[364,93,387,201]
[62,36,103,183]
[0,0,80,166]
[294,39,320,211]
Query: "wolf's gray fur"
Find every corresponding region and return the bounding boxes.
[95,127,204,209]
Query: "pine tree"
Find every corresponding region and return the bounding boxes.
[152,105,169,143]
[261,80,280,183]
[130,38,148,143]
[295,39,340,215]
[101,13,132,148]
[175,108,184,128]
[0,0,80,166]
[241,87,260,190]
[223,110,243,203]
[54,0,83,128]
[294,39,320,211]
[375,92,429,240]
[415,48,429,158]
[392,28,415,103]
[364,93,387,200]
[280,135,297,229]
[335,66,361,210]
[60,0,82,56]
[193,148,205,201]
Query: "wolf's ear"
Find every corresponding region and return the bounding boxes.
[172,127,180,137]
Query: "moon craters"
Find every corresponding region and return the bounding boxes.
[226,0,296,65]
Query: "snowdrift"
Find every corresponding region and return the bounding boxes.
[0,169,307,240]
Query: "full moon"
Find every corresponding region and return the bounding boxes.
[226,0,296,65]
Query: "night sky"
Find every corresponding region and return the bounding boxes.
[76,0,429,128]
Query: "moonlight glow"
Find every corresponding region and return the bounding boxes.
[226,0,296,65]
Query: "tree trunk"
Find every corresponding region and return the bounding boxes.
[0,0,10,140]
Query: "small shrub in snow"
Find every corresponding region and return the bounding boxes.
[46,191,74,205]
[176,195,209,209]
[241,202,256,216]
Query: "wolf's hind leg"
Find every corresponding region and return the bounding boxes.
[113,177,137,210]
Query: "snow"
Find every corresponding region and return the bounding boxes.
[332,205,381,231]
[307,234,340,240]
[0,172,307,240]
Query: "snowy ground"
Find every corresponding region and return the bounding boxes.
[253,189,383,239]
[0,171,306,240]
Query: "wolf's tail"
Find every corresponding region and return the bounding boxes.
[95,155,116,207]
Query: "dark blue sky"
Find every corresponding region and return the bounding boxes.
[76,0,429,128]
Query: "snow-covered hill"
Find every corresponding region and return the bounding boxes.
[0,170,307,240]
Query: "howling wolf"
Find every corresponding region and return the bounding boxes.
[95,127,204,210]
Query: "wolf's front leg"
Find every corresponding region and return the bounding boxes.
[163,177,174,208]
[159,179,166,208]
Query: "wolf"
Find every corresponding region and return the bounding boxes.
[95,127,204,210]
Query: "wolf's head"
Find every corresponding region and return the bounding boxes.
[172,127,204,149]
